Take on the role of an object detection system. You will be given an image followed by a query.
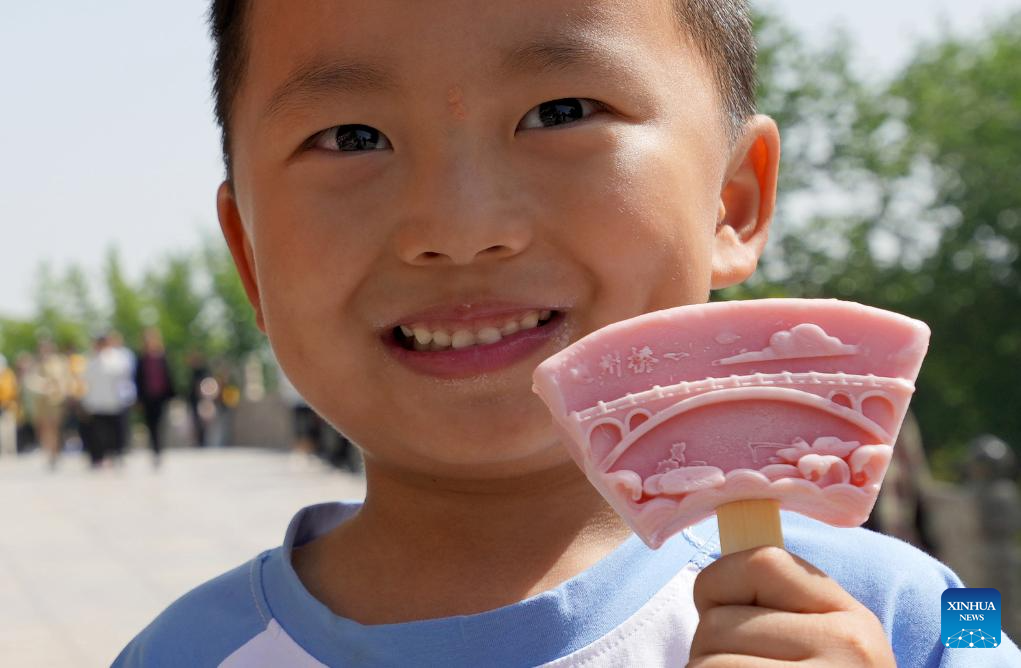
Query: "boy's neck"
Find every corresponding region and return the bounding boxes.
[292,458,631,625]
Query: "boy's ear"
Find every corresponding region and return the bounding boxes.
[217,181,266,332]
[710,115,781,289]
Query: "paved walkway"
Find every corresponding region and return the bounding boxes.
[0,447,366,667]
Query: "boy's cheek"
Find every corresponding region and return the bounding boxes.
[251,205,379,305]
[307,382,573,474]
[572,204,715,316]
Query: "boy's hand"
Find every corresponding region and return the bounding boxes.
[688,547,895,667]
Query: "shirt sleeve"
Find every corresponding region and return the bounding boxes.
[111,558,270,667]
[880,552,1020,667]
[782,513,1021,667]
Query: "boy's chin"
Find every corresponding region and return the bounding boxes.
[369,430,576,481]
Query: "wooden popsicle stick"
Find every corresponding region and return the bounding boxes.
[716,499,785,555]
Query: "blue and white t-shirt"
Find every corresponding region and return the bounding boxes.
[113,502,1020,667]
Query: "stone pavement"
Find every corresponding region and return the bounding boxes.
[0,447,366,667]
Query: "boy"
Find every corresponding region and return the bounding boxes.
[115,1,1020,665]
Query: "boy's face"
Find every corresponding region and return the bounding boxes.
[220,0,778,479]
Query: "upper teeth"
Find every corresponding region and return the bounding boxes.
[400,310,554,351]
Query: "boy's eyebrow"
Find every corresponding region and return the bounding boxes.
[499,34,620,77]
[263,60,398,121]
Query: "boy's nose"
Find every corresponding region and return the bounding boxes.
[406,242,522,267]
[393,140,534,267]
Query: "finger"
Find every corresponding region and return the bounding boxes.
[689,605,820,661]
[693,546,857,615]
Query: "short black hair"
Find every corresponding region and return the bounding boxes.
[208,0,756,178]
[209,0,249,178]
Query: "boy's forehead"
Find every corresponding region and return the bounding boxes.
[239,0,687,117]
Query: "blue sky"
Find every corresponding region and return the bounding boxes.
[1,0,1018,318]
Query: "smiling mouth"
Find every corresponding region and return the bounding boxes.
[392,309,561,352]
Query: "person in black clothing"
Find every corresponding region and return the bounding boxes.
[186,350,210,447]
[134,328,174,467]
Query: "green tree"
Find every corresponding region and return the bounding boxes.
[61,264,102,337]
[1,264,97,358]
[881,13,1021,463]
[32,263,89,350]
[0,317,40,363]
[105,248,148,348]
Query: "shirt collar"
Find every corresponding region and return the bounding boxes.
[259,501,718,667]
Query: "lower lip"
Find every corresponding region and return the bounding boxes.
[384,313,566,379]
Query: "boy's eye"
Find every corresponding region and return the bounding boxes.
[517,98,603,131]
[311,124,392,152]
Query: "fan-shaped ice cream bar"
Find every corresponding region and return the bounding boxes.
[532,299,930,550]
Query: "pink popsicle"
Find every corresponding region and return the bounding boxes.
[532,299,930,549]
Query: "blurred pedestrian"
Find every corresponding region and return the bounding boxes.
[134,327,174,468]
[203,359,238,447]
[0,354,18,456]
[186,350,210,447]
[61,343,88,455]
[82,334,132,468]
[109,330,137,461]
[24,340,71,469]
[13,353,36,453]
